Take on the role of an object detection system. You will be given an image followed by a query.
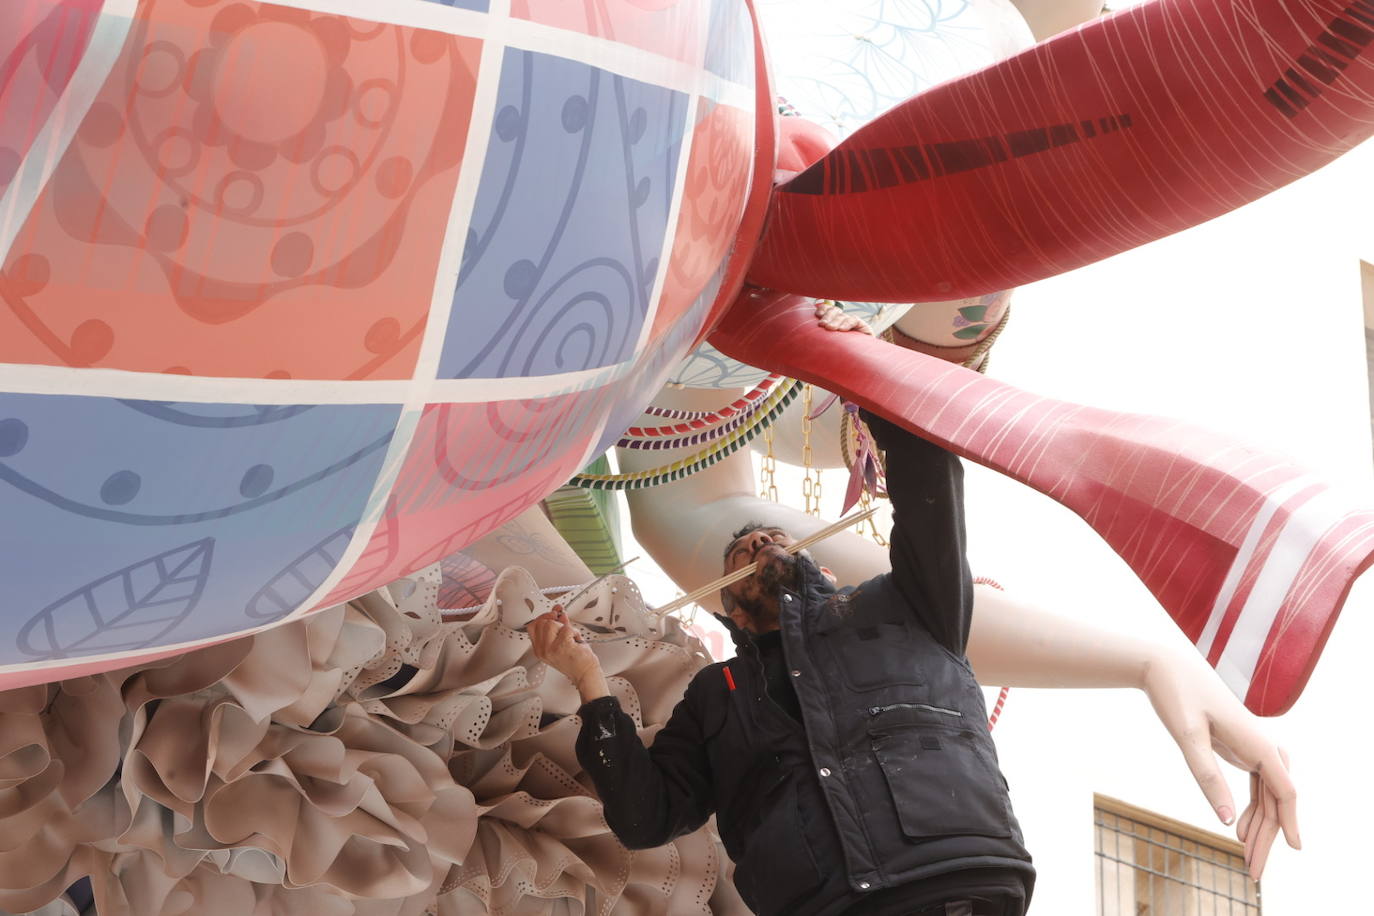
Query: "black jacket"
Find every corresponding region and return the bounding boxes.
[576,413,1033,914]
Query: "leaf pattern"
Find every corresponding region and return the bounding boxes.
[323,499,402,605]
[17,539,214,659]
[438,552,499,609]
[244,528,353,622]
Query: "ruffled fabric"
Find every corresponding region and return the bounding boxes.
[0,565,748,915]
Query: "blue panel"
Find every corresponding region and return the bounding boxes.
[597,260,729,455]
[0,395,400,664]
[704,0,755,84]
[443,51,688,379]
[418,0,489,11]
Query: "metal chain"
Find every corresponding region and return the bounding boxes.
[801,384,822,516]
[856,487,889,547]
[759,425,779,503]
[673,599,698,629]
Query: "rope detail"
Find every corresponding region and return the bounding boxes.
[617,376,781,451]
[624,375,783,436]
[571,380,801,490]
[974,575,1012,732]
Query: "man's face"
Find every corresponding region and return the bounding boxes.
[722,526,801,633]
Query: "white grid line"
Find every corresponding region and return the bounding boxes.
[282,0,517,621]
[0,351,645,404]
[242,0,752,105]
[0,0,139,265]
[631,0,711,355]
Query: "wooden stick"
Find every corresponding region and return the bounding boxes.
[654,506,880,615]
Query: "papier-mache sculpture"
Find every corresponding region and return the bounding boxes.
[2,0,1371,708]
[2,0,1373,911]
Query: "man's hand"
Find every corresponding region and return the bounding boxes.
[529,608,610,702]
[1143,651,1300,880]
[815,301,873,335]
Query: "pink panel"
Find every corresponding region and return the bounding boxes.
[0,0,103,197]
[0,0,481,379]
[320,388,616,605]
[511,0,707,65]
[650,102,751,338]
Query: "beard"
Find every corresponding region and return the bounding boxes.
[758,548,801,594]
[732,549,803,632]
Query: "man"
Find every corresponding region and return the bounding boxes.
[530,310,1298,915]
[535,399,1028,914]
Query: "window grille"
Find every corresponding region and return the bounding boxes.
[1095,794,1259,915]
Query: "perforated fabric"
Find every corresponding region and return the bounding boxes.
[0,565,748,915]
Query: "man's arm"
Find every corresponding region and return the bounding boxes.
[862,408,974,655]
[805,304,975,652]
[530,611,715,849]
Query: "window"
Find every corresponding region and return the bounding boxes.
[1095,794,1259,915]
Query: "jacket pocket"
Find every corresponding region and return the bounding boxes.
[733,779,824,914]
[823,622,924,692]
[868,721,1012,840]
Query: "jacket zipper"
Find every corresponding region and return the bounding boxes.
[868,702,962,718]
[737,641,806,734]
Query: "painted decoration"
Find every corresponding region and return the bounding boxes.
[757,0,1032,138]
[1,0,1372,718]
[0,0,759,687]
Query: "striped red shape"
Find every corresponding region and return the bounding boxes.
[747,0,1374,303]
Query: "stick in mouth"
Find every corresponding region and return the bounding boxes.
[654,506,880,615]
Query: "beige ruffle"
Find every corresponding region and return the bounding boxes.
[0,564,748,915]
